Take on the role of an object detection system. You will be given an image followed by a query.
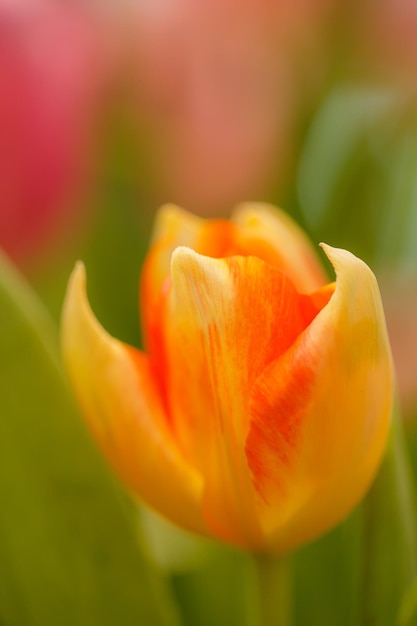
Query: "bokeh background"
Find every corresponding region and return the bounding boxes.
[1,2,417,625]
[3,0,417,417]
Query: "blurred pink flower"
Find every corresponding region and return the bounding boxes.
[0,0,342,264]
[127,0,336,215]
[0,1,103,266]
[357,0,417,83]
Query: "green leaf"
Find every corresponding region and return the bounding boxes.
[0,251,180,626]
[359,408,417,626]
[297,86,417,268]
[171,547,249,626]
[294,508,362,626]
[397,577,417,626]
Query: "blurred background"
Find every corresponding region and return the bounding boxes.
[2,2,417,624]
[3,0,417,416]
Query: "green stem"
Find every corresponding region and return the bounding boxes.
[250,553,292,626]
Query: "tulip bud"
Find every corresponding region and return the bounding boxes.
[62,204,393,554]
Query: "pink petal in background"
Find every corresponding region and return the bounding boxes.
[0,1,103,266]
[128,0,337,215]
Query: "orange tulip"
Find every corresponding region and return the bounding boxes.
[62,204,393,554]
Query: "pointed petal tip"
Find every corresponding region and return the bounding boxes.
[68,260,86,291]
[319,243,378,282]
[171,245,199,262]
[319,241,360,262]
[170,245,211,276]
[319,242,342,258]
[157,203,188,222]
[152,205,204,245]
[73,259,86,273]
[62,261,89,326]
[61,260,115,371]
[63,261,88,317]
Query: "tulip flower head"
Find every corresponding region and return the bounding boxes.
[62,204,393,554]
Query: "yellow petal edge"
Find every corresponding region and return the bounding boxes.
[61,262,205,535]
[251,243,394,553]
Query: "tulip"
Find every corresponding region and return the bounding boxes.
[0,0,103,265]
[62,204,393,554]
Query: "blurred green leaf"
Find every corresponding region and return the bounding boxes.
[397,577,417,626]
[294,508,362,626]
[297,86,417,269]
[171,546,249,626]
[140,508,213,574]
[0,251,180,626]
[358,410,417,626]
[33,106,156,347]
[405,415,417,495]
[34,186,152,348]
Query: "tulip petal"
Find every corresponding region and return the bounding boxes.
[141,205,206,361]
[61,262,205,535]
[246,244,393,553]
[143,204,237,316]
[141,205,236,400]
[166,247,325,548]
[141,203,327,404]
[232,203,327,292]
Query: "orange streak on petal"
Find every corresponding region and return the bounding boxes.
[197,220,238,257]
[165,248,325,548]
[140,206,207,421]
[307,281,336,310]
[247,336,317,509]
[246,245,393,554]
[246,286,333,507]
